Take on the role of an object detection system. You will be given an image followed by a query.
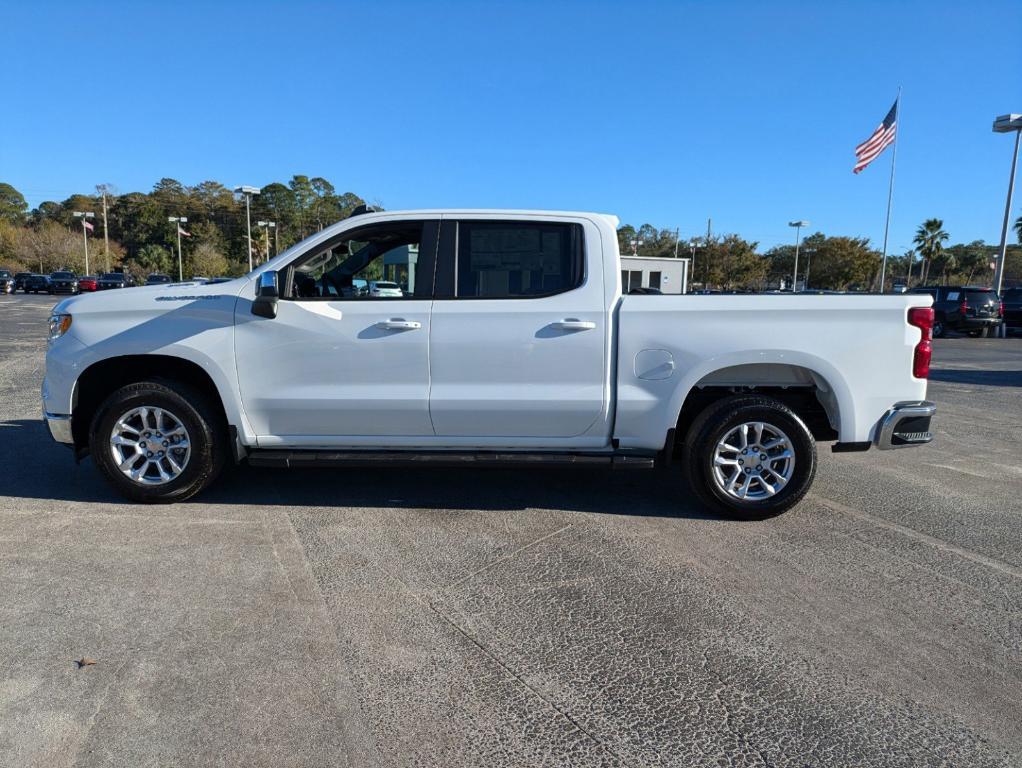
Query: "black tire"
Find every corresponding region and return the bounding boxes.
[681,395,817,520]
[933,318,946,338]
[89,379,226,503]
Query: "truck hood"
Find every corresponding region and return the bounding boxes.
[52,278,248,316]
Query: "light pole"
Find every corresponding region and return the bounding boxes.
[802,248,816,291]
[992,114,1021,336]
[689,239,700,286]
[788,220,809,292]
[629,238,644,257]
[234,185,260,271]
[168,216,188,281]
[72,211,95,275]
[257,220,276,262]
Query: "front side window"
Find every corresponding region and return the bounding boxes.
[455,221,583,299]
[287,221,426,300]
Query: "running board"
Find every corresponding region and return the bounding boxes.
[246,450,655,470]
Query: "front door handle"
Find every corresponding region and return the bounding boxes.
[375,318,422,331]
[551,319,596,331]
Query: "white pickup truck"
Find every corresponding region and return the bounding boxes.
[42,209,936,518]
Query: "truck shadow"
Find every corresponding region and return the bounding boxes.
[0,419,720,520]
[929,369,1022,387]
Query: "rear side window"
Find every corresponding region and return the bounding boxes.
[965,290,996,303]
[455,221,584,299]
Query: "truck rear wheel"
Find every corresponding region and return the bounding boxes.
[89,380,225,503]
[681,395,816,520]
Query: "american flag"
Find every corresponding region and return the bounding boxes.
[177,225,191,237]
[82,220,94,232]
[854,99,898,174]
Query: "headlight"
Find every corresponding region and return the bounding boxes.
[48,313,72,340]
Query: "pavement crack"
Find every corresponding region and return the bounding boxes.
[810,494,1022,580]
[443,522,574,592]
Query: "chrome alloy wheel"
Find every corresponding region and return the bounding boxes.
[109,406,191,485]
[711,421,795,501]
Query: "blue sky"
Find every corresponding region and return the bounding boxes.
[3,0,1020,251]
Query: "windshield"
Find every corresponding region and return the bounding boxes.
[52,272,74,279]
[965,290,997,303]
[374,282,398,289]
[0,270,11,278]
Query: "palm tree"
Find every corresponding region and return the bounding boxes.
[913,218,949,285]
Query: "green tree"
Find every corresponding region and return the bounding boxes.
[130,244,174,278]
[703,235,764,290]
[187,241,229,277]
[0,183,28,224]
[913,218,949,285]
[1015,214,1021,244]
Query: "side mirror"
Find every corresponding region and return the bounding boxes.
[252,271,279,318]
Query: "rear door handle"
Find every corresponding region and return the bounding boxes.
[375,318,421,331]
[551,319,596,331]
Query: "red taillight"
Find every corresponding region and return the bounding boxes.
[999,300,1004,317]
[908,307,933,379]
[959,300,969,316]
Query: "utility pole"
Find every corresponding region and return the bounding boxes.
[97,184,112,273]
[257,221,276,263]
[234,186,261,271]
[673,228,680,258]
[788,220,809,292]
[72,211,95,275]
[168,216,188,281]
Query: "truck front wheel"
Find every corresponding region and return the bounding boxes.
[89,380,226,503]
[681,395,817,520]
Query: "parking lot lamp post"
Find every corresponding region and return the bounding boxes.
[689,239,700,285]
[257,221,276,262]
[72,211,95,275]
[234,186,261,271]
[168,216,188,281]
[803,248,816,290]
[992,114,1022,336]
[788,221,809,292]
[630,238,643,257]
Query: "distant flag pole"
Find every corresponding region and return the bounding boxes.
[854,89,900,292]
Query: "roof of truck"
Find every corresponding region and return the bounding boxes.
[348,208,620,229]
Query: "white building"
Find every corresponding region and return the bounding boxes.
[619,256,690,294]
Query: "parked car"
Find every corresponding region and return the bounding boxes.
[78,276,98,292]
[14,272,32,292]
[97,272,134,290]
[0,269,14,294]
[1002,287,1022,334]
[145,274,173,286]
[49,271,80,294]
[24,274,50,293]
[42,208,936,519]
[368,280,402,297]
[909,285,1002,337]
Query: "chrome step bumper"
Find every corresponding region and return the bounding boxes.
[875,401,936,450]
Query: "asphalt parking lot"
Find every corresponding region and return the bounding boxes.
[1,292,1020,767]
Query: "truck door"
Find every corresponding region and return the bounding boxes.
[234,218,438,443]
[427,216,609,441]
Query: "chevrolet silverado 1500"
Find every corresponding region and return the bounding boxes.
[42,209,936,518]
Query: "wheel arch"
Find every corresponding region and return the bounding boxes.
[71,354,234,456]
[667,355,855,454]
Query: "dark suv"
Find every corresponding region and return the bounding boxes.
[1003,287,1022,335]
[49,271,80,294]
[910,285,1002,337]
[14,272,32,292]
[0,269,14,294]
[23,274,51,294]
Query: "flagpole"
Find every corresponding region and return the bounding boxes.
[878,87,901,292]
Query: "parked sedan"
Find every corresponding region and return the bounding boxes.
[23,274,50,293]
[0,269,14,294]
[97,272,134,290]
[1003,287,1022,334]
[49,271,79,294]
[145,273,173,286]
[368,280,403,298]
[78,275,98,292]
